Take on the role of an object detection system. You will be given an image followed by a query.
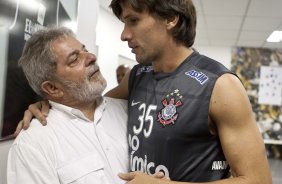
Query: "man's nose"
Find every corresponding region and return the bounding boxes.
[121,26,131,41]
[84,52,97,66]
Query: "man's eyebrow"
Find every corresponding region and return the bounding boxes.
[121,14,133,22]
[66,44,86,59]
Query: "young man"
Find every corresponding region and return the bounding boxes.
[107,1,272,183]
[19,0,272,183]
[7,27,129,184]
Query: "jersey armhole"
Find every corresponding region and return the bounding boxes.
[128,65,139,98]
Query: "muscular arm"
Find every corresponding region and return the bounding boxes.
[208,73,271,184]
[119,73,272,184]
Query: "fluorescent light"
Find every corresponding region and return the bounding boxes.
[267,30,282,42]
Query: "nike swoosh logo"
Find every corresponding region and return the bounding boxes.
[131,100,141,106]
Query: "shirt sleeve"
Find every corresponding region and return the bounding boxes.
[7,143,60,184]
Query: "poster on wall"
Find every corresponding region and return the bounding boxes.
[258,66,282,106]
[231,47,282,146]
[0,0,75,138]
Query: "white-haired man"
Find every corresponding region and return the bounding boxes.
[7,27,128,184]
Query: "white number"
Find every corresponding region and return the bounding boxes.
[143,105,157,137]
[133,104,146,135]
[133,103,157,138]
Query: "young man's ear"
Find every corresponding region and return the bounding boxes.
[41,81,64,98]
[166,15,179,30]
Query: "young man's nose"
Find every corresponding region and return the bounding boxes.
[121,26,131,42]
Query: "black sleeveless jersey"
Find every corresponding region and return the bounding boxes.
[127,51,232,182]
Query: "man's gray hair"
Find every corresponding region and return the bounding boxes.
[18,27,75,97]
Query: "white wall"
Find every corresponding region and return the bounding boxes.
[195,45,232,69]
[96,7,135,93]
[76,0,99,54]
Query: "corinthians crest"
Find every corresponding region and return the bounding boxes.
[158,89,183,126]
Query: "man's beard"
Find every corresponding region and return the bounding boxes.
[56,67,107,102]
[135,48,156,66]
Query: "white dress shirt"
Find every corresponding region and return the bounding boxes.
[7,97,129,184]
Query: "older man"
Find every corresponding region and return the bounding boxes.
[7,27,128,184]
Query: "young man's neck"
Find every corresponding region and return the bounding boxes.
[152,46,193,73]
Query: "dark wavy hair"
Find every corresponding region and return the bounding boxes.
[110,0,197,47]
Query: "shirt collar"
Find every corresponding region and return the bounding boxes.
[49,96,106,123]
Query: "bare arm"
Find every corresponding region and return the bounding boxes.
[119,73,272,184]
[208,73,272,184]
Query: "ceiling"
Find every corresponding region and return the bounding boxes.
[99,0,282,49]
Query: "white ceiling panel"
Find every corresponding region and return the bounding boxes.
[247,0,282,18]
[238,31,272,41]
[99,0,282,49]
[242,17,282,31]
[210,39,236,47]
[196,15,207,29]
[208,30,238,41]
[200,0,248,16]
[205,16,242,30]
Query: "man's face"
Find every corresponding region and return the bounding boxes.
[120,3,170,65]
[52,36,106,102]
[116,66,130,84]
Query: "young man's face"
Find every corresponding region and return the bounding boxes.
[120,3,172,65]
[51,36,106,101]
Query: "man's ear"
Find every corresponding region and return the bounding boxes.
[41,81,64,98]
[166,15,179,30]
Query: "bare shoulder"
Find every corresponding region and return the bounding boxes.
[209,73,251,125]
[212,73,245,97]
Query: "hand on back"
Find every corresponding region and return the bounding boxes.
[15,100,50,135]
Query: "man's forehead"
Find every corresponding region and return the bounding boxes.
[52,36,79,46]
[120,3,149,21]
[51,37,82,56]
[120,2,136,17]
